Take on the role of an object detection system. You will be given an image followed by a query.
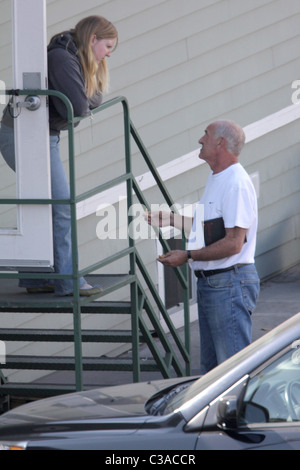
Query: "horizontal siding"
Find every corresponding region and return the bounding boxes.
[243,120,300,279]
[2,0,300,200]
[61,0,300,192]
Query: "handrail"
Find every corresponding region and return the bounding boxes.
[135,251,189,363]
[0,89,191,386]
[73,93,189,293]
[129,120,175,208]
[77,95,191,376]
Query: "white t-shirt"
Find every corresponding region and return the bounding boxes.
[188,163,258,271]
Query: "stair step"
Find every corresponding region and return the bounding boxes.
[2,355,158,372]
[0,329,142,343]
[0,274,135,313]
[0,300,132,314]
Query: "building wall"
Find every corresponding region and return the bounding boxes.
[245,120,300,280]
[50,0,300,282]
[1,0,299,277]
[0,0,299,381]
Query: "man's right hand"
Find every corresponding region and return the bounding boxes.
[145,211,174,228]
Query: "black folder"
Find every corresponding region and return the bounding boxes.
[204,217,226,246]
[204,217,247,246]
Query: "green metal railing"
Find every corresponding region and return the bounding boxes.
[0,89,190,391]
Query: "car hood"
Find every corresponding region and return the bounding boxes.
[0,377,195,437]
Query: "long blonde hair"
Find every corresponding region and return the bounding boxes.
[74,16,118,97]
[50,16,118,98]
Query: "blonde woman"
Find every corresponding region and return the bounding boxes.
[0,16,118,296]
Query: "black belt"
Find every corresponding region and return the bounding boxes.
[194,264,248,278]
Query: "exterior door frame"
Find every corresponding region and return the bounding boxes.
[0,0,53,270]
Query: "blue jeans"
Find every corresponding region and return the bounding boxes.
[196,264,260,374]
[0,123,86,295]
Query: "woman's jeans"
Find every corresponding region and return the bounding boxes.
[0,123,86,295]
[196,264,260,375]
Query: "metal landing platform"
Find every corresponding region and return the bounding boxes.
[0,274,135,313]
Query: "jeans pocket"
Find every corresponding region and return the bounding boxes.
[241,280,260,314]
[207,273,233,288]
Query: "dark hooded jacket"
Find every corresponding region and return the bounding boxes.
[47,32,103,135]
[1,32,103,135]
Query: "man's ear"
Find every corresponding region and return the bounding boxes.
[218,136,228,151]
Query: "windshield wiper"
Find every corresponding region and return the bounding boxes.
[148,382,192,416]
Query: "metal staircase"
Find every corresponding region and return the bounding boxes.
[0,91,190,405]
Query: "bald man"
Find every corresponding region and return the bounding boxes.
[149,120,260,374]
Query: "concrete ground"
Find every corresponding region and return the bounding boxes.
[252,263,300,341]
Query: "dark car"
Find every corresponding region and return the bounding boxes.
[0,312,300,451]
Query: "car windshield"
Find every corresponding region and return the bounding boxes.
[147,322,300,416]
[178,331,300,412]
[146,347,261,416]
[146,381,194,415]
[240,343,300,423]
